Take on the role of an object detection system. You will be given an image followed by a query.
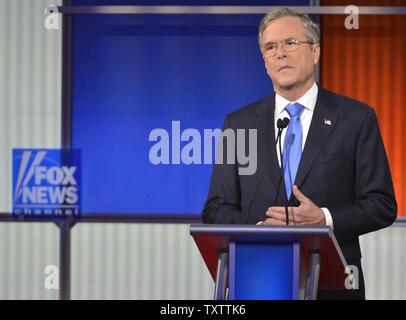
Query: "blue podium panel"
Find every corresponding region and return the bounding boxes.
[229,241,299,300]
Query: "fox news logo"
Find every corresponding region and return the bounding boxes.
[12,149,81,218]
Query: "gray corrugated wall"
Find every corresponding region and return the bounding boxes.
[0,0,62,300]
[70,223,214,300]
[360,226,406,299]
[0,1,62,208]
[0,0,404,300]
[0,0,61,299]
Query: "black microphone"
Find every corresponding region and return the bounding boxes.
[275,118,289,145]
[277,117,290,225]
[276,118,289,132]
[245,118,289,224]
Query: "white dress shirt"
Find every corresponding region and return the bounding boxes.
[273,82,333,229]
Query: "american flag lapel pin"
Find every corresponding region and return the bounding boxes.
[324,119,332,126]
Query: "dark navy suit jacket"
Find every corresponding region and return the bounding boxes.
[202,85,397,262]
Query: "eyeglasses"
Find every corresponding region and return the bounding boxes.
[261,38,314,58]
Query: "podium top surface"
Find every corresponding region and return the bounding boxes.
[190,224,348,290]
[190,224,333,238]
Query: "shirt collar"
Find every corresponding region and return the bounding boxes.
[275,81,318,117]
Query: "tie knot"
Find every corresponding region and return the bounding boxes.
[285,103,304,118]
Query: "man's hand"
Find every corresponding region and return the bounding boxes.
[260,185,326,226]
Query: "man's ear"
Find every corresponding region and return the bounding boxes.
[312,43,321,65]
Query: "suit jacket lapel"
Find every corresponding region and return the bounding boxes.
[254,93,281,189]
[294,87,339,189]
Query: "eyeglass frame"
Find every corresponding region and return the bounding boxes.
[261,38,315,58]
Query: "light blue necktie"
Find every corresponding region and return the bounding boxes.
[283,103,304,200]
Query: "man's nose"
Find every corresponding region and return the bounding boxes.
[276,43,287,58]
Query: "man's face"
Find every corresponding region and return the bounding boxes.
[261,16,320,93]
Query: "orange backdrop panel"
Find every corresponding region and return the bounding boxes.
[321,0,406,216]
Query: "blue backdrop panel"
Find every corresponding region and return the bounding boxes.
[72,1,309,215]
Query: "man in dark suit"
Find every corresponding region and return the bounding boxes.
[202,8,397,299]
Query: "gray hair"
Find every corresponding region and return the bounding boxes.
[258,7,320,47]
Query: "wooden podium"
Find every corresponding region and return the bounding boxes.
[190,224,349,300]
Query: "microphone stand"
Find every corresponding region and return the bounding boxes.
[277,118,290,225]
[278,127,290,225]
